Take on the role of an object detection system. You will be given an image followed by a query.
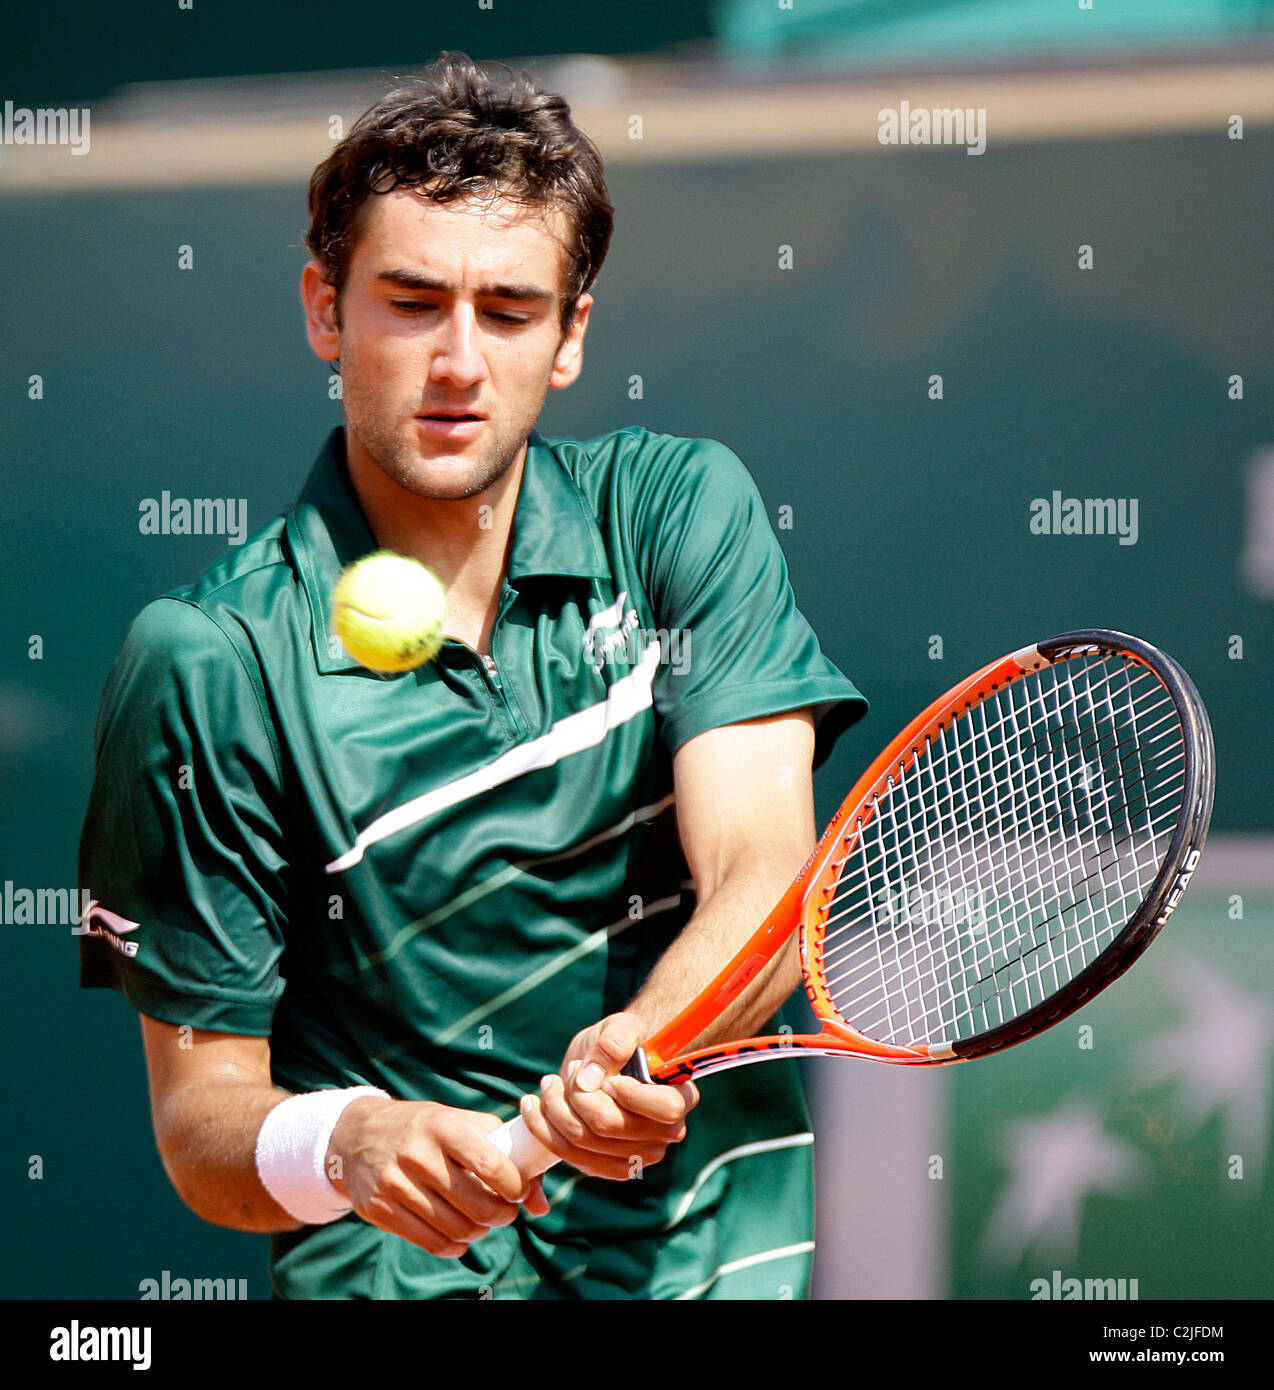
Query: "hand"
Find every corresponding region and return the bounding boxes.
[327,1096,549,1258]
[516,1012,699,1181]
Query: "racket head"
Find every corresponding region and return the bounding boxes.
[803,628,1214,1064]
[646,630,1214,1082]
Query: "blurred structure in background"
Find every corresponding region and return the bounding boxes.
[717,0,1274,67]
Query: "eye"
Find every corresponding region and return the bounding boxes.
[487,311,532,325]
[391,300,438,313]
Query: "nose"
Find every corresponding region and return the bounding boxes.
[428,303,489,390]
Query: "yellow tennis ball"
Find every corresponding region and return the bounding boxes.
[332,551,448,673]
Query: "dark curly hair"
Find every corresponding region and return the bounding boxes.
[306,52,614,328]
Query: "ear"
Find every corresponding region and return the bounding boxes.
[548,293,593,391]
[301,260,341,363]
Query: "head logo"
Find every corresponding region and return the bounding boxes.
[1154,847,1202,927]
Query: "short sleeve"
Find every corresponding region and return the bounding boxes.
[78,597,290,1034]
[627,434,867,766]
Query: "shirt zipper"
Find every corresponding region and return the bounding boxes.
[460,645,515,739]
[475,588,522,733]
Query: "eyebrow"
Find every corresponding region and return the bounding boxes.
[375,269,556,304]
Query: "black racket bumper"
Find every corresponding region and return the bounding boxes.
[621,1048,654,1083]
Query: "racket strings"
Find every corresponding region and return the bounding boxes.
[819,673,1177,950]
[820,680,1176,912]
[818,665,1175,914]
[822,656,1172,1028]
[818,710,1182,969]
[864,661,1172,1038]
[815,653,1187,1048]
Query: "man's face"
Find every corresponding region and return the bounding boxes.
[306,188,591,501]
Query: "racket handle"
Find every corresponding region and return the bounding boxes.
[487,1114,559,1179]
[489,1049,655,1180]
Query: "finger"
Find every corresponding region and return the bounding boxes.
[571,1012,644,1093]
[534,1079,637,1154]
[600,1074,700,1123]
[518,1094,658,1181]
[522,1176,550,1219]
[368,1202,469,1259]
[440,1162,525,1229]
[396,1137,518,1225]
[540,1073,677,1151]
[434,1113,538,1205]
[530,1102,663,1180]
[564,1071,694,1139]
[362,1170,489,1250]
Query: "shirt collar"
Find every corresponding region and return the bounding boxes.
[287,427,610,673]
[507,430,610,584]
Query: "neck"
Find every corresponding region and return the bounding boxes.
[346,434,525,577]
[345,432,527,653]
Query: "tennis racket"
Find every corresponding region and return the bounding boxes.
[489,628,1214,1177]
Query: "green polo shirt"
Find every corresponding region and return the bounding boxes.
[79,424,867,1300]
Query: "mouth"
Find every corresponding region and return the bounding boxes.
[415,411,486,441]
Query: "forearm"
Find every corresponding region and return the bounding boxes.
[151,1078,302,1232]
[629,849,809,1053]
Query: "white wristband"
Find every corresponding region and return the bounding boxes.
[255,1085,390,1226]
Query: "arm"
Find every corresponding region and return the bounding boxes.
[514,710,818,1178]
[140,1016,298,1232]
[140,1016,547,1256]
[628,708,817,1044]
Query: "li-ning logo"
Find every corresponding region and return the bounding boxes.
[79,901,141,957]
[1154,848,1202,927]
[583,591,640,669]
[583,591,692,675]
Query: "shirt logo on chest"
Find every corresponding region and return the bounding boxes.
[583,591,642,671]
[583,592,692,678]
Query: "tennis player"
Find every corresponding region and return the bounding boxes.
[78,53,867,1299]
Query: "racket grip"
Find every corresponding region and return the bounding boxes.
[487,1113,560,1179]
